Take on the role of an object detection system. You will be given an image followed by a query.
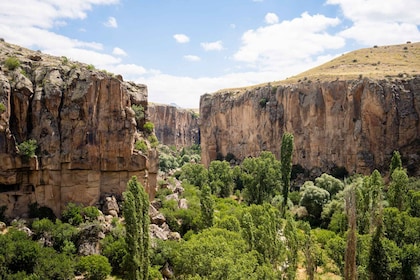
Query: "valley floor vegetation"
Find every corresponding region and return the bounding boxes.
[0,143,419,280]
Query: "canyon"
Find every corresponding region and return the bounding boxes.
[148,104,199,148]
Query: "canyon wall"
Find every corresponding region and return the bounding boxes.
[0,41,158,218]
[148,104,200,148]
[200,77,420,176]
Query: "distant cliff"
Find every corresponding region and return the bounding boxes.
[148,104,199,148]
[0,41,158,218]
[200,77,420,176]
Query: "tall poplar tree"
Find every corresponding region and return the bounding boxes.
[123,176,150,280]
[200,184,214,229]
[280,133,294,216]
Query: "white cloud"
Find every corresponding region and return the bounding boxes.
[326,0,420,45]
[201,40,224,51]
[113,47,127,56]
[234,12,344,71]
[265,13,279,24]
[173,34,190,43]
[184,55,201,62]
[104,16,118,28]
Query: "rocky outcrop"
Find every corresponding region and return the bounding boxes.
[0,41,158,218]
[200,77,420,176]
[148,104,199,148]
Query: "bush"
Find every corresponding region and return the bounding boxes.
[135,140,148,153]
[77,255,111,280]
[82,206,100,221]
[143,121,154,134]
[148,134,159,148]
[17,139,37,158]
[131,104,145,123]
[4,56,20,70]
[61,203,83,226]
[0,103,6,113]
[259,98,267,108]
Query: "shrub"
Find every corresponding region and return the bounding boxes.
[135,140,148,153]
[61,56,69,65]
[148,134,159,148]
[131,104,145,123]
[0,103,5,113]
[77,255,111,280]
[17,139,37,158]
[259,98,267,108]
[61,203,83,226]
[87,64,95,70]
[4,56,20,70]
[143,121,154,134]
[82,206,100,221]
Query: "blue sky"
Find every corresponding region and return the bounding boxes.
[1,0,419,108]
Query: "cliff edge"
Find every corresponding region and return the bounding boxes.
[200,43,420,176]
[0,41,158,218]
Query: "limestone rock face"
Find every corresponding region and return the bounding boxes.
[148,104,199,148]
[200,77,420,176]
[0,41,158,218]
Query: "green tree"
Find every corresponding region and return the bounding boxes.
[34,247,75,280]
[200,185,214,229]
[369,223,402,280]
[389,150,402,176]
[242,151,281,205]
[179,163,208,188]
[123,176,150,280]
[388,168,408,211]
[208,160,233,197]
[77,255,112,280]
[315,173,344,197]
[280,133,294,215]
[300,181,330,225]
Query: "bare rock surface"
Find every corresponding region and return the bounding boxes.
[200,77,420,176]
[0,41,158,218]
[148,103,199,148]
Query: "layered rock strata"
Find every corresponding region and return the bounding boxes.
[200,77,420,176]
[148,104,199,148]
[0,41,158,218]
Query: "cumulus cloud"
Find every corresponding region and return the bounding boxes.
[173,34,190,43]
[234,12,344,71]
[201,40,224,51]
[113,47,127,56]
[184,55,201,62]
[104,16,118,28]
[326,0,420,45]
[265,13,279,24]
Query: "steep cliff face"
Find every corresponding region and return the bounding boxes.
[0,41,158,218]
[200,77,420,176]
[148,104,199,148]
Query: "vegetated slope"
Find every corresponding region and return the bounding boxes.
[218,42,420,94]
[200,42,420,176]
[0,40,158,218]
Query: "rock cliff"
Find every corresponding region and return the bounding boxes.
[148,104,199,148]
[0,41,158,218]
[200,77,420,176]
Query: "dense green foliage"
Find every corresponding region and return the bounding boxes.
[280,133,294,214]
[123,176,150,280]
[17,139,37,158]
[0,143,419,279]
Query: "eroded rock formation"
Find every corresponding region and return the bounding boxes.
[148,104,199,148]
[0,41,158,218]
[200,77,420,176]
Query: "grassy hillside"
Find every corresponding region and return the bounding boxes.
[217,42,420,93]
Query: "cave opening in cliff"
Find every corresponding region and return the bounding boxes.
[0,184,19,193]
